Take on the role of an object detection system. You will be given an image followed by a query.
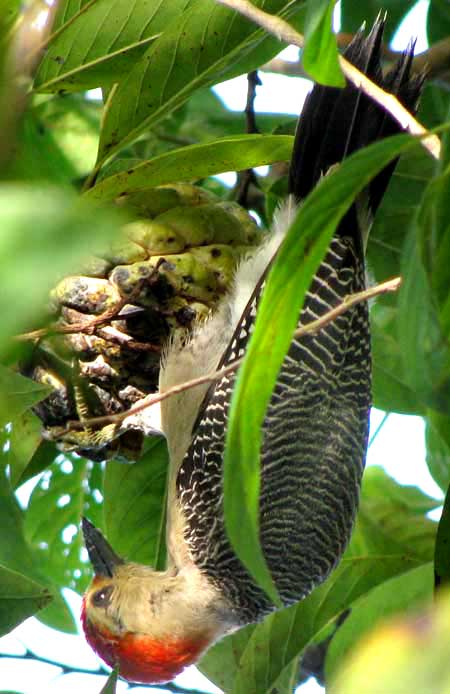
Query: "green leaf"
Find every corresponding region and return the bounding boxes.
[425,410,450,491]
[224,133,422,606]
[24,455,102,598]
[5,106,77,184]
[16,95,102,180]
[435,480,450,587]
[331,581,450,693]
[185,87,293,142]
[229,553,424,694]
[0,367,51,428]
[0,468,39,577]
[34,0,189,92]
[325,563,433,683]
[371,303,424,416]
[1,0,21,38]
[0,186,124,354]
[215,3,306,85]
[361,465,441,515]
[103,437,168,569]
[425,169,450,334]
[199,623,257,693]
[303,0,344,86]
[95,0,297,165]
[396,141,450,429]
[202,468,434,694]
[7,411,42,489]
[428,0,450,44]
[99,669,118,694]
[12,440,59,490]
[354,467,438,564]
[398,186,450,412]
[271,662,299,694]
[84,135,293,202]
[367,147,435,290]
[0,564,52,637]
[419,83,450,131]
[0,465,73,633]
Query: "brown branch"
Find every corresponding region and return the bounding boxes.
[245,70,261,135]
[17,305,128,343]
[17,267,164,351]
[96,326,161,352]
[0,651,208,694]
[235,70,261,208]
[14,0,60,76]
[261,31,398,79]
[215,0,441,160]
[63,276,402,433]
[296,276,401,335]
[0,0,59,168]
[262,36,450,86]
[16,282,149,343]
[414,37,450,83]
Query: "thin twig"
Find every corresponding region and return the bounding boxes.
[262,34,450,84]
[245,70,260,135]
[413,37,450,82]
[64,276,402,432]
[235,70,261,208]
[215,0,441,160]
[369,411,390,448]
[292,276,401,337]
[16,296,135,342]
[16,272,162,352]
[0,651,208,693]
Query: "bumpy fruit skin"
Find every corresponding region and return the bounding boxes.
[25,184,259,463]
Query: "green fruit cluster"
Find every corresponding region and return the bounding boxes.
[26,184,259,462]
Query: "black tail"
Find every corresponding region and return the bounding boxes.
[288,19,424,217]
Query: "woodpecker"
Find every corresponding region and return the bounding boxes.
[81,21,423,685]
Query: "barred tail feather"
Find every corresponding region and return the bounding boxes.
[288,19,424,236]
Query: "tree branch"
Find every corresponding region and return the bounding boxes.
[215,0,441,160]
[235,70,261,209]
[262,34,450,86]
[0,0,59,169]
[63,276,402,433]
[16,275,160,353]
[0,650,209,694]
[412,37,450,83]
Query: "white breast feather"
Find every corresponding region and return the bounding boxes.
[159,196,298,465]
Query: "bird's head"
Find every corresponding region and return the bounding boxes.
[80,517,223,684]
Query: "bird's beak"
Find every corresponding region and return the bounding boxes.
[81,517,124,578]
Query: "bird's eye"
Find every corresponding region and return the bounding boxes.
[92,585,113,607]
